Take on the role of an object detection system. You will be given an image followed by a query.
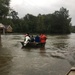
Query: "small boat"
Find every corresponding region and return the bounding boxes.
[20,41,42,48]
[66,67,75,75]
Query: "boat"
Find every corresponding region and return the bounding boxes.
[20,41,42,48]
[66,67,75,75]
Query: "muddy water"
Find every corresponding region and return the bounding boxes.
[0,33,75,75]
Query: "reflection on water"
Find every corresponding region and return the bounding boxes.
[0,47,13,75]
[53,42,68,49]
[0,34,75,75]
[56,35,70,39]
[49,35,69,50]
[39,47,48,57]
[11,35,22,40]
[0,56,12,67]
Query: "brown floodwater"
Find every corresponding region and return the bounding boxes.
[0,33,75,75]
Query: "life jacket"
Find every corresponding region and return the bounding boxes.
[40,34,47,43]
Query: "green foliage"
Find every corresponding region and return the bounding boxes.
[0,0,10,18]
[0,0,10,6]
[0,5,72,34]
[71,26,75,33]
[10,10,19,19]
[49,7,71,34]
[10,7,72,34]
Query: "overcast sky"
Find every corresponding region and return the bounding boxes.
[10,0,75,25]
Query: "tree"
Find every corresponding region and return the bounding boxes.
[22,14,37,33]
[10,10,19,19]
[0,0,10,18]
[43,14,52,33]
[0,0,10,46]
[50,7,71,34]
[36,14,46,33]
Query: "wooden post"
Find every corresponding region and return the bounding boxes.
[0,34,1,47]
[3,28,5,35]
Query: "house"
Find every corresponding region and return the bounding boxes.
[0,23,5,34]
[5,25,13,33]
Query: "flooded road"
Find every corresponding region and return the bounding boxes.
[0,33,75,75]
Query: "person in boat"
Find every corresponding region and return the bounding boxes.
[40,33,47,47]
[24,33,30,46]
[34,35,40,44]
[30,35,35,42]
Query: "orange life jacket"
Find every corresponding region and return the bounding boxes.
[40,34,47,43]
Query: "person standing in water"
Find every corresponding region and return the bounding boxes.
[40,33,47,47]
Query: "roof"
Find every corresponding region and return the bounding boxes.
[0,23,5,28]
[5,25,12,29]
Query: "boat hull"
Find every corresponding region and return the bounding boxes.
[66,67,75,75]
[20,42,42,48]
